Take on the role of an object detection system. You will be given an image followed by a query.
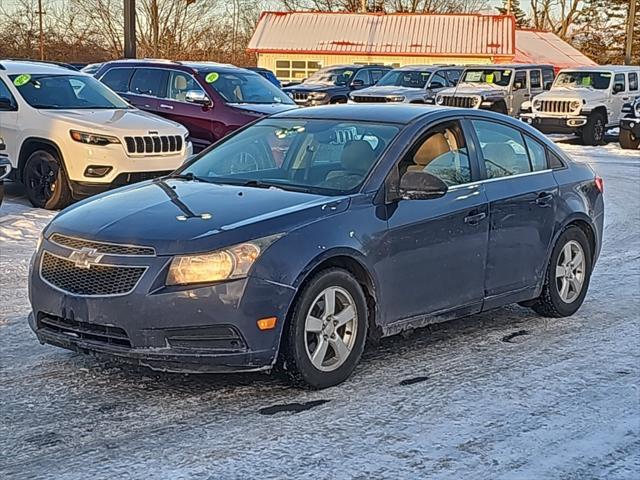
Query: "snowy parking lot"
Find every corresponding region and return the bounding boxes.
[1,140,638,480]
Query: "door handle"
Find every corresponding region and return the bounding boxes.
[464,211,487,225]
[159,104,174,110]
[535,192,554,206]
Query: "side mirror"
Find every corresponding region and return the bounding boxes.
[613,83,624,94]
[351,79,365,89]
[0,97,15,111]
[399,171,448,200]
[544,81,553,90]
[429,81,445,90]
[513,81,524,91]
[185,90,212,106]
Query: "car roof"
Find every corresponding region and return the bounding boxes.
[558,65,640,73]
[0,60,80,75]
[272,104,447,124]
[393,64,461,71]
[98,59,252,74]
[464,64,554,70]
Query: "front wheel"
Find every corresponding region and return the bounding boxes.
[23,150,72,210]
[619,128,640,149]
[284,268,368,388]
[528,226,592,318]
[581,112,606,146]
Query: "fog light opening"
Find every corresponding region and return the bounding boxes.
[84,166,113,178]
[257,317,277,331]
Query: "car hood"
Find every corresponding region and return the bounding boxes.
[37,108,187,135]
[353,86,425,97]
[228,103,297,115]
[284,83,343,93]
[440,83,507,97]
[47,180,349,255]
[534,88,608,103]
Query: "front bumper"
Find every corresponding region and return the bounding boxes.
[69,171,174,199]
[520,113,588,134]
[28,241,297,373]
[620,118,640,136]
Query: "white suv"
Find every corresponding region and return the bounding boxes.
[0,60,192,209]
[520,66,640,145]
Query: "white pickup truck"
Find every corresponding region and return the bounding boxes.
[520,66,640,146]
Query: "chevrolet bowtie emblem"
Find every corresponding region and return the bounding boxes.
[68,247,104,269]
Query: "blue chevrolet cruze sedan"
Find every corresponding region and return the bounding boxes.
[28,105,604,388]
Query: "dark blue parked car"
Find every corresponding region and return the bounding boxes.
[29,105,604,388]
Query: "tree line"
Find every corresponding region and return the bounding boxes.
[0,0,637,66]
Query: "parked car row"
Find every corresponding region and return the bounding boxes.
[1,59,637,211]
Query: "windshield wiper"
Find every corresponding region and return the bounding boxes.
[239,179,313,193]
[169,172,209,182]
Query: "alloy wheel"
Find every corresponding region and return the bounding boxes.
[27,155,58,206]
[304,286,358,372]
[555,240,586,304]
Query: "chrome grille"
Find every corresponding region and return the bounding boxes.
[351,95,388,103]
[292,92,309,102]
[40,252,146,296]
[50,234,155,256]
[124,135,183,154]
[38,314,131,348]
[440,96,477,108]
[538,100,575,114]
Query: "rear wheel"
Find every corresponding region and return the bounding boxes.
[619,128,640,149]
[284,268,368,388]
[528,227,592,318]
[581,112,606,146]
[23,150,72,210]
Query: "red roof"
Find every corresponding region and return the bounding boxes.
[513,30,597,70]
[248,12,516,57]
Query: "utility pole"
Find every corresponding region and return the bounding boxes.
[124,0,137,59]
[625,0,637,65]
[36,0,45,60]
[507,0,512,15]
[361,0,366,13]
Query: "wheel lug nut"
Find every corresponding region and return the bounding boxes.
[331,333,336,339]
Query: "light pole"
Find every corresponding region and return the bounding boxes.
[625,0,637,65]
[36,0,45,60]
[124,0,136,59]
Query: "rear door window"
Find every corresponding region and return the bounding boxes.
[130,68,168,97]
[542,68,554,90]
[100,68,134,93]
[446,69,461,86]
[628,73,638,91]
[471,120,532,179]
[530,70,542,89]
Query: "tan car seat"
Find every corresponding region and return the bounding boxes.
[408,132,451,172]
[173,75,189,102]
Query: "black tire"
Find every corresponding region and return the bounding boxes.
[529,226,592,318]
[581,112,606,146]
[490,102,508,115]
[23,150,72,210]
[619,128,640,149]
[283,268,368,389]
[330,97,348,104]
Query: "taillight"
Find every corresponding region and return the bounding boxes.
[594,176,604,193]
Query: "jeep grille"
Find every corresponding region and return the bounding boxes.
[440,96,477,108]
[537,100,577,114]
[124,135,183,155]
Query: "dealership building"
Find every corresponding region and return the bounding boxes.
[248,12,596,84]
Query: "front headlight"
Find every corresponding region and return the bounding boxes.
[635,101,640,116]
[533,99,542,110]
[166,234,283,286]
[436,96,444,105]
[471,97,481,107]
[308,92,328,100]
[387,96,405,102]
[570,100,581,111]
[70,130,121,146]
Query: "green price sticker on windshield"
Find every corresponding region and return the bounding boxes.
[13,74,31,87]
[205,72,219,84]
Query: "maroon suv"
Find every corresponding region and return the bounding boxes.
[94,60,297,152]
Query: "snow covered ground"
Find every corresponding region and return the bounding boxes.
[1,141,638,480]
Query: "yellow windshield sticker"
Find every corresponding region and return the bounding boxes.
[486,73,494,83]
[205,72,219,84]
[13,74,31,87]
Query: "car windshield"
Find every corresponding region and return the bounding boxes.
[554,71,612,90]
[461,69,513,87]
[9,74,129,109]
[181,118,400,195]
[202,70,294,105]
[377,70,431,88]
[304,68,355,86]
